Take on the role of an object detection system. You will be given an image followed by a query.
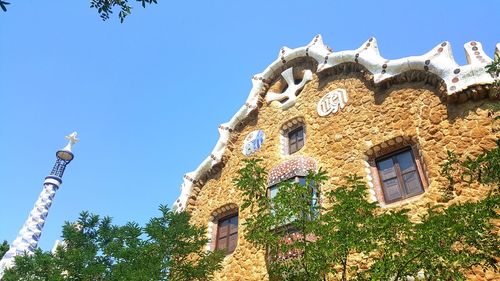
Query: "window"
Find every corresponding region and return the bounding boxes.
[267,176,319,261]
[268,177,318,222]
[207,204,238,253]
[288,126,304,154]
[268,177,309,199]
[215,214,238,254]
[376,148,424,203]
[279,117,306,155]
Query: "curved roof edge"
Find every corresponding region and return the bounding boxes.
[172,35,499,212]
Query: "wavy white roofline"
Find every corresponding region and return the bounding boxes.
[172,35,500,212]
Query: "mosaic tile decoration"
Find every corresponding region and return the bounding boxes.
[1,133,78,277]
[242,130,265,156]
[268,156,317,186]
[172,35,499,212]
[0,181,60,275]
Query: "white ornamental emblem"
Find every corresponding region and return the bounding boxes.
[317,89,348,117]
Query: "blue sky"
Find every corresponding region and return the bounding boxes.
[0,0,498,251]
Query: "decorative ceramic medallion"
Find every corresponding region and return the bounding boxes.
[242,130,265,156]
[317,89,348,117]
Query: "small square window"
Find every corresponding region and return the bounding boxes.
[215,214,238,255]
[376,148,424,204]
[288,127,304,154]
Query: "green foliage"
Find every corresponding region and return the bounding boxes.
[0,0,157,22]
[322,175,414,281]
[0,1,9,12]
[143,205,224,281]
[236,159,499,281]
[0,240,10,258]
[363,195,500,280]
[233,158,268,212]
[235,160,405,280]
[486,57,500,109]
[357,209,412,280]
[234,159,330,280]
[3,206,224,281]
[438,58,500,196]
[442,139,500,193]
[412,196,499,279]
[486,56,500,87]
[90,0,158,23]
[486,57,500,78]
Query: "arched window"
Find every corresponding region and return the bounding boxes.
[268,156,319,221]
[376,147,424,203]
[207,204,239,255]
[215,214,238,254]
[280,117,306,155]
[366,136,429,205]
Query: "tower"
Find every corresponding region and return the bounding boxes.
[0,132,79,277]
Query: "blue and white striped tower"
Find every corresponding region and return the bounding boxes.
[0,132,79,277]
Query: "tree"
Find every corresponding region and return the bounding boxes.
[90,0,158,23]
[362,194,499,280]
[0,1,9,12]
[441,139,500,196]
[319,176,412,281]
[0,240,9,258]
[376,60,500,280]
[0,0,158,22]
[234,159,329,280]
[486,56,500,96]
[2,205,224,281]
[234,160,407,280]
[235,159,499,280]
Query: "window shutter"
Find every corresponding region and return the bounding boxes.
[376,148,424,203]
[288,126,305,154]
[216,214,238,254]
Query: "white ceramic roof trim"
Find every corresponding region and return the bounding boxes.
[172,35,499,212]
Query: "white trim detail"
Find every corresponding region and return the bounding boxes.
[44,177,62,187]
[266,67,313,110]
[0,183,59,277]
[172,35,499,212]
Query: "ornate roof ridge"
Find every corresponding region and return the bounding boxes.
[172,35,499,212]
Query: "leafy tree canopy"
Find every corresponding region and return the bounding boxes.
[90,0,158,23]
[235,158,499,281]
[0,240,9,258]
[2,206,224,281]
[0,0,159,22]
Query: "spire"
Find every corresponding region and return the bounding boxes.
[48,132,78,182]
[0,132,79,278]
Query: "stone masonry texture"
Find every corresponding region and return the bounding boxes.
[187,62,499,280]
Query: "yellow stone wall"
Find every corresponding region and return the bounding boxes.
[187,67,499,280]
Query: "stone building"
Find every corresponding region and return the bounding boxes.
[172,35,500,280]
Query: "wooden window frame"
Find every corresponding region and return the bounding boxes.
[215,213,238,255]
[288,126,304,154]
[375,147,424,204]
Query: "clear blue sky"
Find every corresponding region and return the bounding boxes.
[0,0,498,251]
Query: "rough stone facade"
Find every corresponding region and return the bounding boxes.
[178,38,500,280]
